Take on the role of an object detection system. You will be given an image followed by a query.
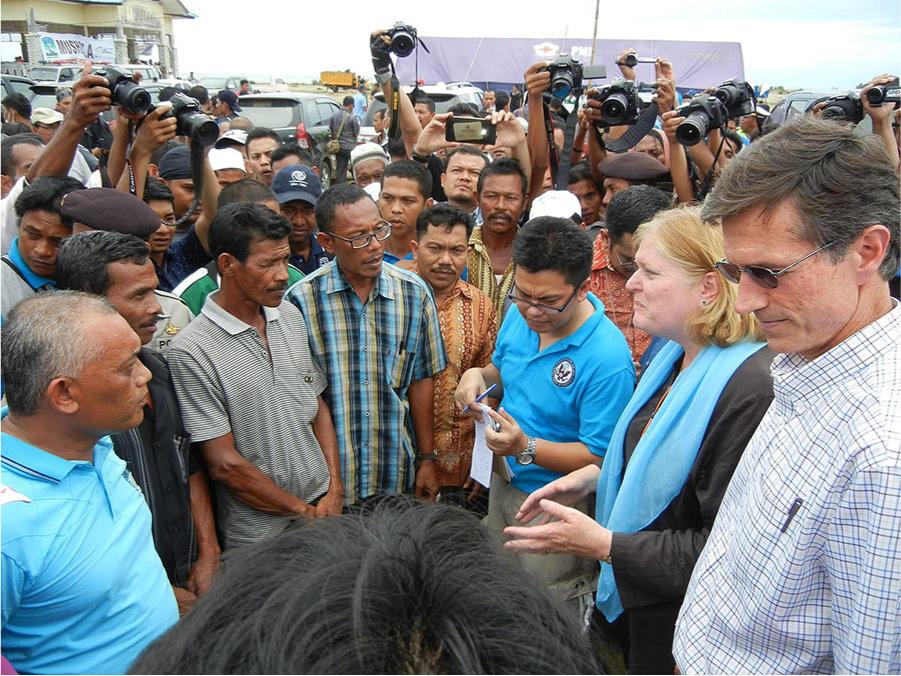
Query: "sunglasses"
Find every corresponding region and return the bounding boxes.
[715,241,836,289]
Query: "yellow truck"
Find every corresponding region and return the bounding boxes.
[320,70,361,92]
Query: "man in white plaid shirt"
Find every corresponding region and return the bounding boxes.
[674,115,900,674]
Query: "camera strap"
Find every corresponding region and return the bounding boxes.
[173,142,205,227]
[603,102,659,153]
[541,95,561,188]
[388,74,402,140]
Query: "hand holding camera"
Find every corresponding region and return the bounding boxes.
[68,62,113,130]
[524,61,552,99]
[415,112,455,155]
[130,104,178,159]
[490,111,525,148]
[861,73,900,124]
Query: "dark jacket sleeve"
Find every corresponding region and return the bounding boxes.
[610,348,774,604]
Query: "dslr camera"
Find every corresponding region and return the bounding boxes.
[386,22,419,58]
[543,54,606,100]
[816,93,865,124]
[161,92,219,146]
[590,78,643,126]
[712,79,755,118]
[675,94,727,145]
[102,66,152,116]
[865,77,900,107]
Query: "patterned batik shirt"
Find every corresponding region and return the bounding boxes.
[287,260,447,505]
[674,301,901,675]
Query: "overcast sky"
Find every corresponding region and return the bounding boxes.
[173,0,900,90]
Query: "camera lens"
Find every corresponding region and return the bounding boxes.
[392,32,415,58]
[623,54,637,68]
[675,110,710,146]
[821,104,847,121]
[713,86,737,109]
[866,87,885,106]
[186,115,220,146]
[113,80,152,116]
[550,71,574,100]
[601,94,629,125]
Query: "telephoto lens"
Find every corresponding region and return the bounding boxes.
[164,93,219,146]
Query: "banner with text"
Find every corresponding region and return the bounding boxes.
[37,32,115,63]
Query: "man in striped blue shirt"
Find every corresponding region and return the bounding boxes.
[287,183,447,507]
[674,116,900,674]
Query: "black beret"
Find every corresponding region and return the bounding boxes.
[59,188,161,240]
[598,151,669,181]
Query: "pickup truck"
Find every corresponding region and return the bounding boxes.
[320,71,361,92]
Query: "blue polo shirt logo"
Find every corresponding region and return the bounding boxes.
[552,358,576,387]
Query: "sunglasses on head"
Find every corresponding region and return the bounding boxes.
[714,241,836,289]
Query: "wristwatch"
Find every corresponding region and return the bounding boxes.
[416,452,438,462]
[515,437,537,465]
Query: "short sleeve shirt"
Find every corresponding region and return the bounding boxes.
[493,293,635,494]
[166,298,331,549]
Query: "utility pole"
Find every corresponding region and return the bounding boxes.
[589,0,600,65]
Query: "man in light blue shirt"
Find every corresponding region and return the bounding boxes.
[352,85,368,120]
[456,217,634,614]
[1,292,178,675]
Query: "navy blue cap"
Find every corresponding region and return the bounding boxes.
[271,164,322,205]
[157,145,192,180]
[218,89,242,113]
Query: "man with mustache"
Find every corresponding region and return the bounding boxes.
[467,157,528,317]
[167,202,344,550]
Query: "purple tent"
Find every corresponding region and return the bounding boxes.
[396,37,744,93]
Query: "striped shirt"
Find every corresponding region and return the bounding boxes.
[674,301,901,674]
[467,226,515,318]
[286,260,447,505]
[166,297,331,550]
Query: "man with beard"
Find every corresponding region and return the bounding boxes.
[167,203,344,551]
[467,157,528,317]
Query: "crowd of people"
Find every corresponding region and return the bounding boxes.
[1,28,899,676]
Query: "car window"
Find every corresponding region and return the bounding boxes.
[9,80,33,97]
[787,98,809,121]
[29,67,59,81]
[316,102,337,126]
[239,99,297,128]
[300,100,319,126]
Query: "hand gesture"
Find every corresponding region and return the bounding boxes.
[524,61,552,98]
[504,497,612,558]
[484,407,527,457]
[491,110,525,148]
[514,464,601,523]
[454,368,488,418]
[653,59,677,113]
[661,109,685,142]
[861,73,898,125]
[415,111,454,154]
[67,61,112,129]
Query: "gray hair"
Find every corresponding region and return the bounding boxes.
[2,291,118,415]
[701,116,900,280]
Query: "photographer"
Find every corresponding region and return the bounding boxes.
[862,73,900,171]
[371,28,425,158]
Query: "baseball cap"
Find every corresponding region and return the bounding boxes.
[218,89,242,113]
[271,164,322,205]
[31,108,64,126]
[350,142,388,169]
[215,129,247,148]
[210,147,247,173]
[528,190,582,223]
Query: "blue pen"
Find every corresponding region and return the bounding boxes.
[462,383,497,414]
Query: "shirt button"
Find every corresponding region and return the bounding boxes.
[365,412,370,417]
[363,379,369,385]
[304,375,314,384]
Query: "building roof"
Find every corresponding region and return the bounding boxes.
[55,0,195,18]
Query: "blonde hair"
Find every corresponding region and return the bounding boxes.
[634,205,763,347]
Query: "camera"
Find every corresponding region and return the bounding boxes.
[865,77,900,107]
[675,95,727,145]
[543,54,606,100]
[386,22,418,58]
[712,79,755,118]
[102,66,152,116]
[161,93,219,146]
[590,79,642,126]
[817,93,865,124]
[620,54,658,68]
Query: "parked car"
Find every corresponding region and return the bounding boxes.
[359,82,484,142]
[238,92,342,186]
[27,64,83,85]
[763,90,872,134]
[1,74,34,99]
[198,75,245,93]
[111,63,162,82]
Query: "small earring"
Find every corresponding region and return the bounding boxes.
[700,299,710,307]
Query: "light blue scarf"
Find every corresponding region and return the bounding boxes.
[595,339,766,621]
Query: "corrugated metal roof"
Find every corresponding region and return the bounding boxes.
[55,0,195,17]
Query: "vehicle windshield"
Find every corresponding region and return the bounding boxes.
[239,99,296,128]
[199,77,227,90]
[29,68,61,81]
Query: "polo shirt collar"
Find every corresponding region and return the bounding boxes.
[0,431,114,485]
[8,237,55,290]
[201,294,281,335]
[325,260,396,301]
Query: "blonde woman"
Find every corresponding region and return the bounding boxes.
[505,206,773,674]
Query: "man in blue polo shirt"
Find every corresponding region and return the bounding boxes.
[456,216,634,617]
[0,176,83,321]
[1,292,178,675]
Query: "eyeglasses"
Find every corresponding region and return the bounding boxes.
[714,241,836,289]
[615,252,637,273]
[507,285,580,313]
[327,222,392,250]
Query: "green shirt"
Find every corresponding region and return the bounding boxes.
[173,261,305,315]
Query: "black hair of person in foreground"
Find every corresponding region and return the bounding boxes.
[131,499,603,675]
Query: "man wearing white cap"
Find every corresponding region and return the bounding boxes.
[209,148,247,187]
[30,108,64,145]
[214,129,248,157]
[350,142,388,189]
[739,105,770,144]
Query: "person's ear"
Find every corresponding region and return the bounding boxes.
[0,174,12,195]
[597,227,611,251]
[218,252,238,277]
[853,224,891,283]
[46,377,79,415]
[410,240,420,262]
[317,231,336,255]
[698,270,720,306]
[425,197,434,208]
[440,173,447,189]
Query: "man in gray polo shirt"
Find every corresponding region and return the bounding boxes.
[167,202,344,550]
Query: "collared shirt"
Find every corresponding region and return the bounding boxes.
[494,293,635,495]
[467,226,515,318]
[1,433,178,675]
[416,270,498,487]
[167,297,331,549]
[674,302,901,675]
[172,260,305,316]
[287,261,448,505]
[383,250,414,266]
[1,236,55,321]
[150,289,194,352]
[586,237,651,369]
[290,236,332,276]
